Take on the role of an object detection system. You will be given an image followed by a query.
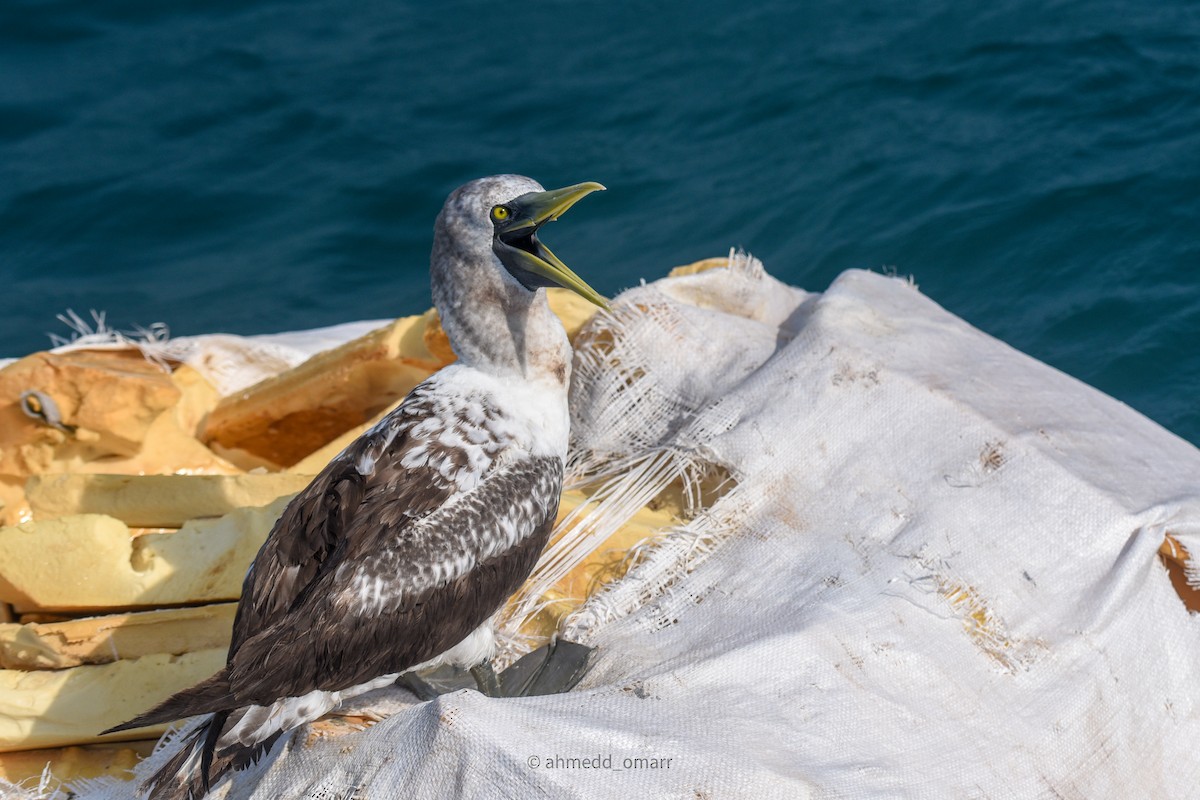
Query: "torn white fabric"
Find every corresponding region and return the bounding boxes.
[14,315,390,397]
[78,259,1200,799]
[163,320,389,396]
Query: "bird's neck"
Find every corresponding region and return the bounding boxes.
[435,277,572,386]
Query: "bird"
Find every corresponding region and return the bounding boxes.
[102,175,609,800]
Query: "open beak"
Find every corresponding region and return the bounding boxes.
[493,182,609,309]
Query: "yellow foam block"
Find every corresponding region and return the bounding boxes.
[0,740,156,786]
[0,648,226,752]
[26,474,311,528]
[0,498,289,612]
[288,400,401,475]
[512,489,681,640]
[550,492,678,601]
[202,313,444,469]
[0,351,241,527]
[668,256,731,277]
[0,350,181,474]
[0,603,236,670]
[170,363,220,438]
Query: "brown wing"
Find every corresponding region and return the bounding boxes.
[226,454,563,705]
[230,385,465,656]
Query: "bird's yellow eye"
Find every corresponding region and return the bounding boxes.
[491,206,510,222]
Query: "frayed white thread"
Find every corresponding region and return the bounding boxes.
[0,765,67,800]
[495,447,706,666]
[561,489,751,644]
[48,308,185,371]
[495,268,762,662]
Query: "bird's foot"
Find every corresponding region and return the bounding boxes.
[395,671,444,701]
[401,641,596,699]
[498,639,594,697]
[470,660,504,697]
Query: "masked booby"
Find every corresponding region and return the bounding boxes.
[103,175,608,800]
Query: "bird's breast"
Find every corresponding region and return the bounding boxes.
[429,365,571,462]
[352,365,569,503]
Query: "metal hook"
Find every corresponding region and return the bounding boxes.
[19,390,76,434]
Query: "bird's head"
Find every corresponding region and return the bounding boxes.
[434,175,609,310]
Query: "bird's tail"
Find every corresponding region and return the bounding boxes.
[140,712,227,800]
[103,668,233,736]
[140,709,285,800]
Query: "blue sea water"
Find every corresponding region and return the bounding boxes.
[1,1,1197,444]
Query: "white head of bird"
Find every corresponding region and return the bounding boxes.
[430,175,607,383]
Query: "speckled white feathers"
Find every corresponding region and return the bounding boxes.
[332,364,568,616]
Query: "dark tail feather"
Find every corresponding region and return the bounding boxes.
[225,730,284,772]
[143,710,284,800]
[140,714,285,800]
[141,713,229,800]
[102,669,233,735]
